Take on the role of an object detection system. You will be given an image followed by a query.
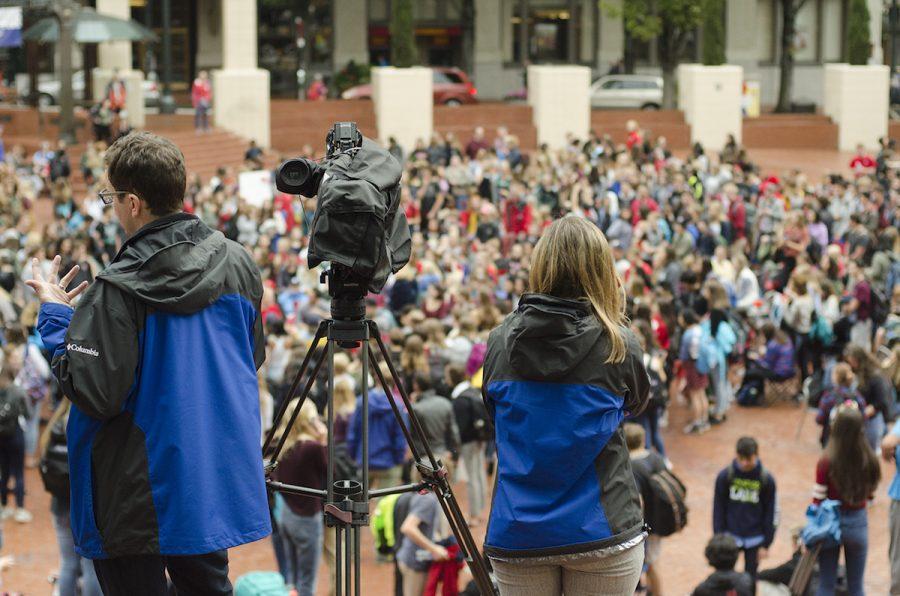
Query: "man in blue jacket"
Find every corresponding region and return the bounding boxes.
[27,132,270,594]
[713,436,778,583]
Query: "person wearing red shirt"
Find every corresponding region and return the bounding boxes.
[849,144,877,175]
[727,190,747,240]
[625,119,643,152]
[306,74,328,101]
[631,188,659,225]
[191,70,212,132]
[502,185,532,237]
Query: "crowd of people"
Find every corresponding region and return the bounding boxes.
[0,110,897,596]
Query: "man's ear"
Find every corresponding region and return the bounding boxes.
[130,193,144,218]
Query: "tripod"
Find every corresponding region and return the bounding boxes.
[263,315,496,596]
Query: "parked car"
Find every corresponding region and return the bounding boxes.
[18,70,161,107]
[590,74,663,110]
[342,67,478,106]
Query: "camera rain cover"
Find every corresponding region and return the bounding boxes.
[308,137,411,293]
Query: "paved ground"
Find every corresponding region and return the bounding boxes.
[4,398,893,595]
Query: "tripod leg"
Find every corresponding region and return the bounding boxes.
[263,321,327,455]
[369,322,438,470]
[369,324,497,596]
[354,525,361,596]
[335,525,343,596]
[267,343,330,464]
[366,345,425,465]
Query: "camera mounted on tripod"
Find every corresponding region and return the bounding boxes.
[275,122,411,323]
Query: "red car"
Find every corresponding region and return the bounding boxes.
[341,67,478,106]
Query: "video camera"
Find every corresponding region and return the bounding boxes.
[275,122,411,321]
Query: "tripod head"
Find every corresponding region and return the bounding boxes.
[321,265,366,335]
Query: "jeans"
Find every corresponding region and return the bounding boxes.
[817,507,868,596]
[490,542,644,596]
[93,550,231,595]
[865,413,886,455]
[53,511,102,596]
[194,104,209,131]
[0,428,25,508]
[890,500,900,595]
[280,507,323,596]
[23,396,43,457]
[743,546,760,580]
[460,441,487,518]
[639,410,666,457]
[710,368,733,418]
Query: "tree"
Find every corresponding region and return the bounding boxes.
[390,0,417,68]
[847,0,872,65]
[701,0,726,66]
[775,0,810,113]
[617,0,704,109]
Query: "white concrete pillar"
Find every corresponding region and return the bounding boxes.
[333,0,369,71]
[868,0,884,64]
[678,64,743,151]
[93,0,144,127]
[823,63,888,150]
[195,0,224,71]
[213,0,270,147]
[371,66,433,151]
[95,0,131,71]
[725,0,759,66]
[527,65,590,149]
[598,0,624,69]
[473,0,505,100]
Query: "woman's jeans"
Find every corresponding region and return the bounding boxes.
[0,428,25,508]
[817,508,868,596]
[280,507,323,596]
[865,413,886,454]
[491,542,644,596]
[54,511,102,596]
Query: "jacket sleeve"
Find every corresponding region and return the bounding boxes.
[252,307,266,371]
[762,473,777,548]
[347,401,361,464]
[36,282,139,421]
[392,408,409,466]
[622,331,651,416]
[712,470,728,535]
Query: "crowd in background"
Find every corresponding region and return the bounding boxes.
[0,115,898,595]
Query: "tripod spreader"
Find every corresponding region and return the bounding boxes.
[261,316,497,596]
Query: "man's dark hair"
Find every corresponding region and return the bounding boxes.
[413,372,432,393]
[445,363,466,388]
[705,533,740,571]
[105,131,186,216]
[736,437,758,459]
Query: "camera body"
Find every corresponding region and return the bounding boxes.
[275,122,411,320]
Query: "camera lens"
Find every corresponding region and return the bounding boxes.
[275,158,313,195]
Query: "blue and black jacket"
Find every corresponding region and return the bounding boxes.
[37,213,271,559]
[482,293,650,558]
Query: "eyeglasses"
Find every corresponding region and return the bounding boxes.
[98,189,130,205]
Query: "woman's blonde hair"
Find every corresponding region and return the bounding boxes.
[275,399,321,452]
[334,377,356,415]
[529,217,628,363]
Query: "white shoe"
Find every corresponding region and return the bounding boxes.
[0,507,12,520]
[13,508,32,523]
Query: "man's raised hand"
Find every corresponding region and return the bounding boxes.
[24,255,89,306]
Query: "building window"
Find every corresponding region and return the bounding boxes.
[759,0,829,65]
[512,5,580,64]
[793,0,820,62]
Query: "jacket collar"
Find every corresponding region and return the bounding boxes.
[113,212,197,263]
[518,293,592,316]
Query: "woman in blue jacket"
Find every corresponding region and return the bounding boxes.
[482,217,651,595]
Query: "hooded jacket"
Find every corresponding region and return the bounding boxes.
[481,293,650,558]
[36,213,270,559]
[346,388,408,470]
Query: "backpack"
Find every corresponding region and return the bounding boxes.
[736,380,763,407]
[331,442,359,483]
[809,312,835,348]
[645,468,688,537]
[372,493,401,555]
[233,572,289,596]
[725,312,748,358]
[459,387,493,442]
[647,367,668,411]
[696,335,719,376]
[39,414,70,499]
[871,286,890,326]
[0,388,21,438]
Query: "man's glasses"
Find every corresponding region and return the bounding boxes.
[98,189,130,205]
